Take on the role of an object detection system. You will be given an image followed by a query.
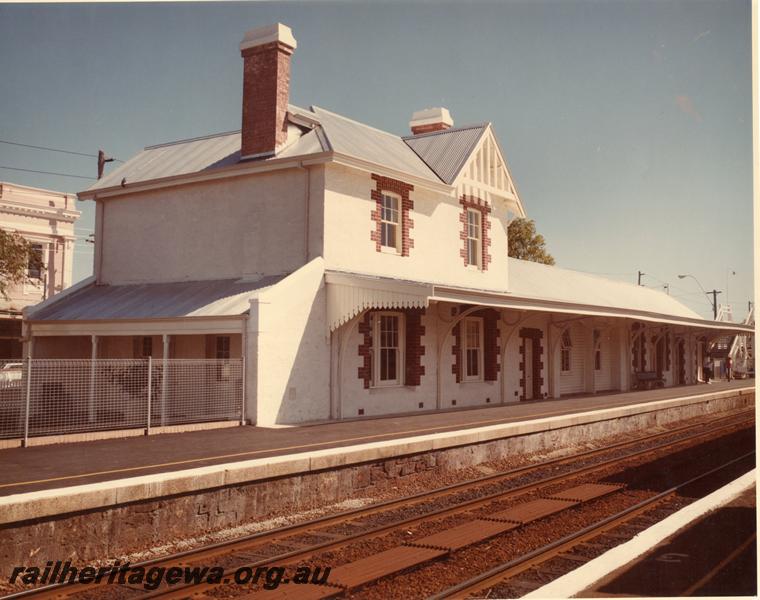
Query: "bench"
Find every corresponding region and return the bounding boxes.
[633,371,665,390]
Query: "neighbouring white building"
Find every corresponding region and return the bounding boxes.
[23,23,752,426]
[0,182,79,359]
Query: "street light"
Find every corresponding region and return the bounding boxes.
[677,274,721,320]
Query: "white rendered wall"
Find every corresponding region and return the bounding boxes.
[98,169,317,284]
[322,164,510,292]
[248,258,330,425]
[335,306,550,419]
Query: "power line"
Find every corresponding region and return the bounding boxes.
[0,139,124,162]
[0,165,95,180]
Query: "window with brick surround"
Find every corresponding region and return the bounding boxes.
[464,317,483,381]
[373,312,405,387]
[370,174,414,256]
[141,337,153,358]
[561,329,572,373]
[380,192,401,251]
[466,209,481,267]
[459,196,491,271]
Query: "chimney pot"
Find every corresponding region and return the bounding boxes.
[409,107,454,135]
[239,23,297,159]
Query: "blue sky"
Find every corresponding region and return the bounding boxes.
[0,0,753,320]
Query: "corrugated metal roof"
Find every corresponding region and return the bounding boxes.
[86,106,327,193]
[403,124,488,184]
[86,104,504,193]
[28,275,287,321]
[507,258,702,320]
[310,106,441,182]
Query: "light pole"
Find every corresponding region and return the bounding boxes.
[677,274,721,320]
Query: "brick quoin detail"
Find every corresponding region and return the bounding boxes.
[459,195,492,270]
[518,328,544,401]
[357,312,372,389]
[370,174,415,256]
[451,322,462,383]
[405,308,426,386]
[240,41,294,158]
[480,309,500,381]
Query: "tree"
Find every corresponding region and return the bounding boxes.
[0,229,44,299]
[507,218,555,265]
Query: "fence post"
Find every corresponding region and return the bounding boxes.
[89,335,98,423]
[146,356,152,435]
[240,355,246,426]
[22,356,32,447]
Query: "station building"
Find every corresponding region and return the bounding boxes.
[23,23,752,426]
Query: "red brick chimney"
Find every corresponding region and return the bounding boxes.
[239,23,297,159]
[409,107,454,135]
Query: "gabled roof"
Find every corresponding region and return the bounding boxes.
[82,105,513,196]
[27,275,287,321]
[403,124,488,184]
[310,106,440,182]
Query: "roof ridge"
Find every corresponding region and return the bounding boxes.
[144,130,240,151]
[311,105,406,140]
[402,122,490,141]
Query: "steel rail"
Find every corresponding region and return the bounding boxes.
[428,451,756,600]
[135,414,755,599]
[4,410,753,600]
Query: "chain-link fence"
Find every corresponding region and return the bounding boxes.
[0,358,244,441]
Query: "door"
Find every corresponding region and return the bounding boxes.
[524,337,534,400]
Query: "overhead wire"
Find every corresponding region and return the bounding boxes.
[0,139,124,162]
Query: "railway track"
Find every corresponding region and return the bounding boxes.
[428,452,755,600]
[4,409,754,600]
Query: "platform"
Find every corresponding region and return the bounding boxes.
[584,485,756,597]
[0,381,753,572]
[0,381,751,499]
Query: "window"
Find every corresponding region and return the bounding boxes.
[561,329,572,373]
[380,193,400,251]
[466,209,481,267]
[464,317,483,380]
[594,329,601,371]
[215,336,231,359]
[27,243,43,279]
[373,312,404,386]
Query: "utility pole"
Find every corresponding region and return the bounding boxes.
[638,271,645,286]
[97,150,114,180]
[709,290,722,320]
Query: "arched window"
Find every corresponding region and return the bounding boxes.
[561,329,572,373]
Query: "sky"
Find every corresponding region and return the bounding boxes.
[0,0,753,321]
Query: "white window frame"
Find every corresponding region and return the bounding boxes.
[466,208,482,268]
[380,192,401,253]
[372,311,405,387]
[560,329,572,373]
[463,316,484,382]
